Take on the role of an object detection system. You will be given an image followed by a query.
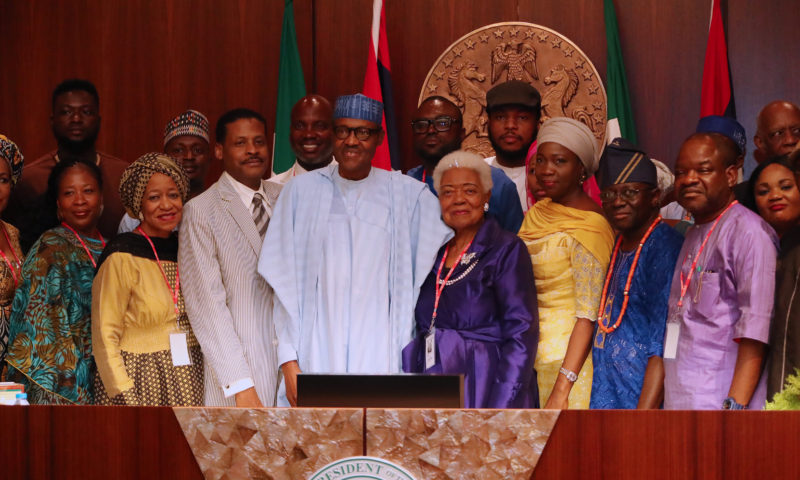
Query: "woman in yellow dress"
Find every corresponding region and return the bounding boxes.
[518,117,614,409]
[92,153,203,405]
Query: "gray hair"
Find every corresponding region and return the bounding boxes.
[432,150,493,193]
[651,158,673,201]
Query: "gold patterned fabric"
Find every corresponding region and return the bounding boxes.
[92,235,203,406]
[0,221,22,379]
[519,198,613,408]
[118,152,189,219]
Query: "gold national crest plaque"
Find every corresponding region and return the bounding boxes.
[420,22,607,158]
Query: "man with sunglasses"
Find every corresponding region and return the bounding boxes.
[259,93,452,407]
[407,96,524,232]
[590,138,684,409]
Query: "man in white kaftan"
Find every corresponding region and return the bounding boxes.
[259,94,452,406]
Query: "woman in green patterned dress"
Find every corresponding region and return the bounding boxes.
[6,158,105,404]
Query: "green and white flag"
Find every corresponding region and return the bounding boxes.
[604,0,637,145]
[273,0,306,174]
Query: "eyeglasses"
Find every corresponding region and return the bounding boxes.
[600,187,653,203]
[333,125,381,141]
[410,116,460,134]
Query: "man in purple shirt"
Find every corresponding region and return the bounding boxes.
[664,132,778,410]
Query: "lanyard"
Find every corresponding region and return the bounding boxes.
[0,223,21,287]
[61,222,105,268]
[431,239,474,331]
[676,201,737,308]
[137,227,181,319]
[597,216,661,334]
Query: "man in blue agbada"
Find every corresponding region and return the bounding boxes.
[590,138,684,409]
[259,94,452,407]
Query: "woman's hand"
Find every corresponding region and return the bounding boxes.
[544,388,570,409]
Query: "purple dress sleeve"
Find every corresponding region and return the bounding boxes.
[486,236,539,408]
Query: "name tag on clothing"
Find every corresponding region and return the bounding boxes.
[663,322,680,359]
[425,328,436,370]
[170,333,191,366]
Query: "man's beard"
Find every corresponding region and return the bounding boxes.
[53,128,99,155]
[488,135,534,166]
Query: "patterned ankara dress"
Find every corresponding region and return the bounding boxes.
[6,226,102,404]
[92,233,203,406]
[0,221,22,379]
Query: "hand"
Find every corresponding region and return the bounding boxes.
[544,389,569,410]
[234,387,263,408]
[281,360,302,407]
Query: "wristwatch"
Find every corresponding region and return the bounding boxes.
[559,367,578,383]
[722,397,747,410]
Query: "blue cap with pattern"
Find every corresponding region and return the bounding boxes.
[333,94,383,126]
[696,115,746,155]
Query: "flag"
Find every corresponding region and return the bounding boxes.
[362,0,400,170]
[604,0,637,144]
[273,0,306,174]
[700,0,735,117]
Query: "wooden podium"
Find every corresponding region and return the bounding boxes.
[2,407,799,479]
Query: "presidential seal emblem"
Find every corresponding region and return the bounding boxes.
[420,22,607,158]
[309,456,416,480]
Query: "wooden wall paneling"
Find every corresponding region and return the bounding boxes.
[532,410,800,479]
[311,0,373,105]
[384,0,521,170]
[728,0,800,176]
[520,0,708,168]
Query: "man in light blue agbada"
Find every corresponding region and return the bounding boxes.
[259,94,452,407]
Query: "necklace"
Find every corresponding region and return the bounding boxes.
[136,227,181,319]
[595,216,662,347]
[0,223,21,286]
[61,222,106,268]
[430,238,475,331]
[676,200,738,309]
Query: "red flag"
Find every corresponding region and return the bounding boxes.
[700,0,736,117]
[362,0,400,170]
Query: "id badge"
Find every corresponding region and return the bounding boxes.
[425,327,436,370]
[663,322,680,360]
[170,332,191,366]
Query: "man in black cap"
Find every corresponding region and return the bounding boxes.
[592,138,684,409]
[406,95,523,232]
[484,80,542,210]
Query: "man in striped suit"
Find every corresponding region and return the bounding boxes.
[179,108,282,407]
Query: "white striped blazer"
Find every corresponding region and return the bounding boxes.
[179,173,282,406]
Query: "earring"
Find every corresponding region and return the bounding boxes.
[56,209,63,221]
[138,212,144,221]
[484,203,489,212]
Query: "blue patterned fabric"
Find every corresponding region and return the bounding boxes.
[5,226,103,404]
[590,222,683,409]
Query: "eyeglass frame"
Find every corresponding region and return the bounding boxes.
[410,115,461,134]
[333,125,382,141]
[599,185,657,203]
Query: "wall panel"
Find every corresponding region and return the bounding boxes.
[0,0,798,179]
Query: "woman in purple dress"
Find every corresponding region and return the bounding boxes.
[402,150,539,408]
